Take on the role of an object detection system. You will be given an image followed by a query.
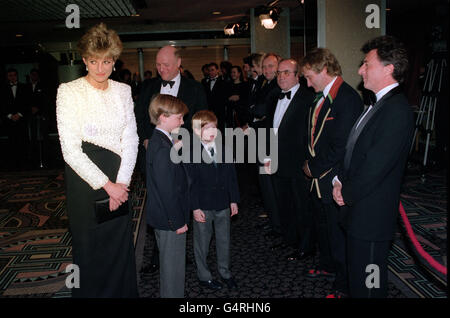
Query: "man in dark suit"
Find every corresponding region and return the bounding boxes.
[1,68,30,170]
[136,45,207,148]
[264,58,314,260]
[252,53,284,237]
[27,69,48,168]
[332,36,414,298]
[300,48,363,298]
[136,45,207,274]
[202,62,229,132]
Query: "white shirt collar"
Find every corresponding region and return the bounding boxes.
[155,127,173,143]
[323,76,338,97]
[160,72,181,96]
[282,82,300,96]
[376,83,399,102]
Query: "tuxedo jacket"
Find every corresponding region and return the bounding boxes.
[202,77,230,123]
[252,79,279,121]
[145,129,190,231]
[27,81,48,116]
[307,81,363,203]
[266,85,314,179]
[136,76,207,141]
[337,87,414,241]
[187,139,240,211]
[1,82,30,122]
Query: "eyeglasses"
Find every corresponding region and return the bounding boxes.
[276,70,297,76]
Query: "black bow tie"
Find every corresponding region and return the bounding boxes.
[162,80,175,88]
[209,78,217,83]
[279,91,291,100]
[10,83,17,87]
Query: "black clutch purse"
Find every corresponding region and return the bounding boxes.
[94,197,130,224]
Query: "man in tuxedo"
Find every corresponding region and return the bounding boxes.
[264,59,314,259]
[300,48,363,298]
[136,45,207,146]
[202,62,229,132]
[253,53,283,237]
[136,45,207,274]
[1,68,30,170]
[332,36,414,298]
[27,69,48,168]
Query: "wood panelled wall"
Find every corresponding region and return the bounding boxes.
[120,43,304,81]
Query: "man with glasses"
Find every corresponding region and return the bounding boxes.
[300,48,363,298]
[263,58,314,261]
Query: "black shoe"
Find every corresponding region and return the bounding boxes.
[286,250,314,261]
[270,242,289,250]
[140,263,159,274]
[221,277,238,290]
[199,279,223,290]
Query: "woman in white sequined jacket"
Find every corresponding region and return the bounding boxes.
[56,23,139,298]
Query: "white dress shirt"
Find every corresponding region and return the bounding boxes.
[155,127,174,144]
[273,83,300,134]
[160,72,181,97]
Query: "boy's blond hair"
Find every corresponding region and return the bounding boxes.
[149,94,188,125]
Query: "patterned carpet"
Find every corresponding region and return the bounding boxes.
[0,169,145,298]
[0,164,447,298]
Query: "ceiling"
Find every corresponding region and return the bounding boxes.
[0,0,305,46]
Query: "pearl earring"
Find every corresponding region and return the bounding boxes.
[113,67,116,72]
[86,66,88,71]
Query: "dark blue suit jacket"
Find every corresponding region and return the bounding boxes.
[187,138,240,211]
[145,129,190,231]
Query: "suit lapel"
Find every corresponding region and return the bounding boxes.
[277,88,301,132]
[177,76,186,100]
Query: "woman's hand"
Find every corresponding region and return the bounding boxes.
[103,181,129,204]
[109,198,121,211]
[193,209,206,223]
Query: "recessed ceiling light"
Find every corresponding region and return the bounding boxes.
[386,8,391,11]
[16,34,23,37]
[212,11,221,15]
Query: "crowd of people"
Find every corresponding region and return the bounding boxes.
[5,21,413,299]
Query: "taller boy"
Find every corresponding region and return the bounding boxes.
[145,94,190,298]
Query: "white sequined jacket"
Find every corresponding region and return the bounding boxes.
[56,77,139,190]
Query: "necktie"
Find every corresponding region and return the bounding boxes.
[162,80,175,88]
[278,91,291,100]
[313,91,324,103]
[209,147,217,166]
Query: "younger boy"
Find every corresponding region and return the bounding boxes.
[145,94,189,298]
[189,110,240,290]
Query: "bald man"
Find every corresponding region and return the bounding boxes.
[136,45,207,149]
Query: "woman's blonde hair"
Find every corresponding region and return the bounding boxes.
[149,94,188,125]
[77,23,123,60]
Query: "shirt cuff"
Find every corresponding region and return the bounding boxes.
[332,175,342,187]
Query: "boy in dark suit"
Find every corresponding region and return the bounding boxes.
[188,110,240,291]
[145,94,190,298]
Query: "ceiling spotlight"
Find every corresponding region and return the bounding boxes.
[258,6,281,29]
[224,23,236,35]
[212,11,222,15]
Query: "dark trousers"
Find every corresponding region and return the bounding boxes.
[311,193,348,293]
[257,172,281,233]
[272,175,313,252]
[347,235,391,298]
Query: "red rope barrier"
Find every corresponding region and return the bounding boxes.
[399,201,447,276]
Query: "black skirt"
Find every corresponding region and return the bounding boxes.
[65,142,138,298]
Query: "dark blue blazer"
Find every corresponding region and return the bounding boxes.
[187,138,240,212]
[145,129,190,231]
